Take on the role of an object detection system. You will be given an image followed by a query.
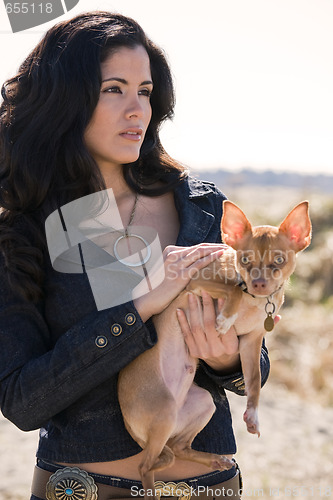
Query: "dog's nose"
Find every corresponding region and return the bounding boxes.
[252,278,267,290]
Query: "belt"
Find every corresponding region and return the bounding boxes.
[31,465,242,499]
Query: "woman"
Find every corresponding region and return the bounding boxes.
[0,12,270,500]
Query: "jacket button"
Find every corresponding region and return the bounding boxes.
[125,313,136,326]
[111,323,122,336]
[95,335,108,348]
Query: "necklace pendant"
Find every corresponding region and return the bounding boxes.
[264,313,274,332]
[113,233,151,267]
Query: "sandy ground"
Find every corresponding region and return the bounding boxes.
[0,383,332,500]
[228,386,333,499]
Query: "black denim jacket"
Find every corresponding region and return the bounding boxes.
[0,176,269,463]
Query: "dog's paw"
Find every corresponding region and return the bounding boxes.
[211,455,234,471]
[216,312,238,335]
[243,407,260,437]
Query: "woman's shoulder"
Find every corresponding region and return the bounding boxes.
[176,175,227,201]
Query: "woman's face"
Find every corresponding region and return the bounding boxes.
[84,45,153,176]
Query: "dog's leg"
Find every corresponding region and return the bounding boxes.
[238,332,264,436]
[137,396,177,500]
[168,384,234,471]
[140,444,175,500]
[150,445,175,472]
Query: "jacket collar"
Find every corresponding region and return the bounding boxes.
[174,177,216,246]
[181,176,216,199]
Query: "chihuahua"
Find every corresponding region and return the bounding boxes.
[118,200,312,497]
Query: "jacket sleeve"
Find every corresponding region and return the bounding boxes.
[198,339,270,395]
[0,253,157,431]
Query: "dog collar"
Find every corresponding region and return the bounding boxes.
[236,274,283,299]
[236,274,284,332]
[237,278,256,298]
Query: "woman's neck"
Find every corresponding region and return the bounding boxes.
[100,164,133,201]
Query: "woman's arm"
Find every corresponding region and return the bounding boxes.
[0,244,225,431]
[0,273,156,431]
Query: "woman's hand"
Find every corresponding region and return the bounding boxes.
[177,291,282,374]
[133,244,227,322]
[176,291,241,373]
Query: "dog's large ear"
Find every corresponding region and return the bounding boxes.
[279,201,312,252]
[221,200,252,248]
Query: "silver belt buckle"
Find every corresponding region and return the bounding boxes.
[46,466,98,500]
[154,480,192,500]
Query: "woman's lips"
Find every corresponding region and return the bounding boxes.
[119,128,143,141]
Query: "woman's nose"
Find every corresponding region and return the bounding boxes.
[125,95,144,119]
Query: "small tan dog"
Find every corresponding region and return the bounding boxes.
[118,200,312,496]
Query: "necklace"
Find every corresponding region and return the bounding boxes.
[108,192,151,268]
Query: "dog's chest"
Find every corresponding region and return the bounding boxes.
[234,295,269,335]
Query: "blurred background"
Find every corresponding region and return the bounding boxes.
[0,1,332,498]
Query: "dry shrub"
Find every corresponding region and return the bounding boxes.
[267,302,333,406]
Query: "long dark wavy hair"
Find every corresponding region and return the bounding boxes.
[0,11,186,302]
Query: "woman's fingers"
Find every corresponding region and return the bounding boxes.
[177,291,240,360]
[164,243,226,269]
[274,314,281,325]
[178,292,216,358]
[181,249,224,282]
[187,293,202,330]
[162,245,225,293]
[189,248,224,269]
[164,243,226,256]
[177,293,206,358]
[218,327,239,355]
[202,291,218,334]
[176,306,197,355]
[181,244,227,267]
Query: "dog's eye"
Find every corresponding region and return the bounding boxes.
[241,256,250,265]
[274,255,285,265]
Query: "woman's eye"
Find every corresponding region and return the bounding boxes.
[274,255,285,265]
[139,88,152,97]
[103,86,122,94]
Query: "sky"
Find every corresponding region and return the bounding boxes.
[0,0,332,175]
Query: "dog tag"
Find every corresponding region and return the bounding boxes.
[264,314,274,332]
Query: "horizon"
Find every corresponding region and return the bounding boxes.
[191,165,333,177]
